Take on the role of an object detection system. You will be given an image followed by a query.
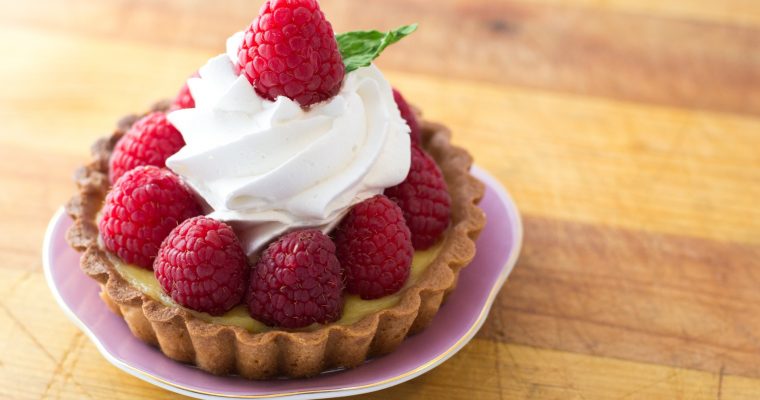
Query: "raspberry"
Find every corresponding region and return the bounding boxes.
[247,229,343,328]
[154,216,248,315]
[385,144,451,249]
[171,73,198,110]
[333,195,413,300]
[99,166,203,269]
[392,88,421,145]
[237,0,345,107]
[109,112,186,184]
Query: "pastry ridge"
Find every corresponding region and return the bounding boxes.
[65,101,486,378]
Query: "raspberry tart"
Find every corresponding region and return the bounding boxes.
[66,0,485,379]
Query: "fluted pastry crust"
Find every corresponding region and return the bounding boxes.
[65,101,486,378]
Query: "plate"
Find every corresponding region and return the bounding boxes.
[43,166,522,400]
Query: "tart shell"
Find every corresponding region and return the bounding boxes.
[65,101,486,379]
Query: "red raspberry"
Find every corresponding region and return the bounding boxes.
[99,166,203,269]
[333,195,413,300]
[109,112,186,184]
[154,216,248,315]
[385,144,451,250]
[392,88,421,145]
[171,77,196,110]
[247,229,343,328]
[237,0,345,107]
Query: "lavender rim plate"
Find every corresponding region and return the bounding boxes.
[42,166,522,400]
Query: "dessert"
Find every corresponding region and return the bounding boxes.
[66,0,485,379]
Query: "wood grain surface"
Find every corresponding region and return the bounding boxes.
[1,0,759,398]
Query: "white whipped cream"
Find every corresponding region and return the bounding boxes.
[166,32,411,257]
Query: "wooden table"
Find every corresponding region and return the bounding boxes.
[1,0,759,398]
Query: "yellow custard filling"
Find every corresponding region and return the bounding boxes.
[109,242,443,333]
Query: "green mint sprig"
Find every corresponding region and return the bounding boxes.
[336,24,418,73]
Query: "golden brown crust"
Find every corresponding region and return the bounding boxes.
[65,102,486,379]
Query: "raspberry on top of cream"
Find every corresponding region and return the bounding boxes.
[167,32,411,257]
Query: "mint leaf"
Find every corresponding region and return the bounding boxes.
[336,24,418,73]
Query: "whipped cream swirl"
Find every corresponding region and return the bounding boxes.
[166,33,411,257]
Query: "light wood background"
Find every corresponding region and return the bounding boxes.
[1,0,759,399]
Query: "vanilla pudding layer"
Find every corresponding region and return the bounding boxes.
[107,241,444,333]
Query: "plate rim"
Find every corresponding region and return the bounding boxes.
[42,165,522,400]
